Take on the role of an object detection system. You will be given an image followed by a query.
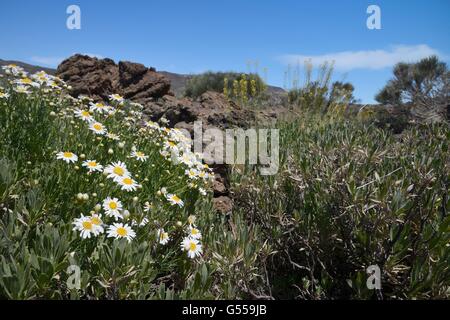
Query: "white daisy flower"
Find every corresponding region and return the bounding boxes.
[188,225,202,239]
[0,92,9,99]
[107,223,136,242]
[139,217,149,227]
[109,94,124,103]
[181,237,203,259]
[160,117,169,124]
[143,202,152,212]
[48,81,61,89]
[89,214,105,234]
[104,161,130,180]
[73,215,103,239]
[157,229,170,245]
[198,170,209,180]
[15,77,39,87]
[115,176,139,192]
[185,168,199,180]
[166,193,184,208]
[14,85,31,94]
[164,140,178,150]
[82,160,103,173]
[102,197,123,220]
[32,71,51,84]
[146,121,160,130]
[180,153,195,167]
[130,150,148,162]
[106,133,121,141]
[56,151,78,164]
[198,187,207,196]
[74,109,94,122]
[89,102,110,114]
[89,122,107,135]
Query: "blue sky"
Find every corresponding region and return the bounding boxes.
[1,0,449,103]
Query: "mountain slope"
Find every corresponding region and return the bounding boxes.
[1,58,285,97]
[0,59,56,75]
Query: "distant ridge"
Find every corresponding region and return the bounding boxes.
[0,58,285,97]
[0,59,56,75]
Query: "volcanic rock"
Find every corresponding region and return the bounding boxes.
[56,54,171,103]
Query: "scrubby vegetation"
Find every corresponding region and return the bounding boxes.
[184,71,266,102]
[375,56,449,122]
[287,62,356,114]
[231,114,449,299]
[0,63,448,300]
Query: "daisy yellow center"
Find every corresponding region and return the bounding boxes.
[88,161,97,167]
[96,103,104,108]
[171,195,181,203]
[91,217,102,225]
[191,229,198,235]
[136,152,144,157]
[113,166,124,176]
[109,202,118,210]
[189,242,197,251]
[93,123,103,130]
[22,78,32,84]
[63,152,73,158]
[82,221,93,230]
[169,141,176,147]
[117,227,127,236]
[122,177,133,185]
[82,110,90,117]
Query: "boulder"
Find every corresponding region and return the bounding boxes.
[56,54,171,103]
[212,196,233,215]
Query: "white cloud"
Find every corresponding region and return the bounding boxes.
[279,45,444,71]
[30,56,64,67]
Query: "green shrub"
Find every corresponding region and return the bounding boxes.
[184,71,265,101]
[232,115,450,299]
[287,62,356,115]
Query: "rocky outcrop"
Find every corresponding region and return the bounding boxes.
[56,54,171,103]
[143,91,255,129]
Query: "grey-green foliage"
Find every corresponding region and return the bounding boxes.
[232,115,450,299]
[287,62,356,113]
[375,56,449,122]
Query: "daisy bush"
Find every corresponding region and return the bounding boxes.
[0,65,223,299]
